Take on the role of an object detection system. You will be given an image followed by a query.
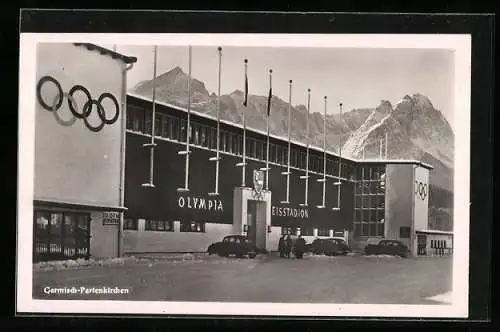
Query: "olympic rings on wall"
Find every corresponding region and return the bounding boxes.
[414,181,428,200]
[36,75,120,133]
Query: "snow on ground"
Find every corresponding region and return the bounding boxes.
[361,254,403,259]
[425,291,453,304]
[33,253,266,272]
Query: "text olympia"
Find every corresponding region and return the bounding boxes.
[178,195,223,211]
[36,75,120,132]
[272,206,309,219]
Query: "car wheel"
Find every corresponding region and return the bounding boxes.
[248,253,257,259]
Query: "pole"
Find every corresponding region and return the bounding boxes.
[379,139,383,159]
[300,89,311,207]
[180,46,193,192]
[142,45,158,188]
[321,96,327,207]
[241,59,248,187]
[281,80,292,204]
[337,102,343,209]
[385,130,389,159]
[209,47,222,196]
[264,69,272,191]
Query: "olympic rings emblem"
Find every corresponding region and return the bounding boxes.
[414,181,428,200]
[36,75,120,133]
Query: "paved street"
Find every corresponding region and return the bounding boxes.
[33,253,452,304]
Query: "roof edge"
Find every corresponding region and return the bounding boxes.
[73,43,137,64]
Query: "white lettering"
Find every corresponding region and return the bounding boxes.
[187,196,192,208]
[272,206,276,216]
[178,196,185,208]
[193,197,198,209]
[199,198,206,209]
[208,200,213,210]
[271,205,310,219]
[217,200,223,211]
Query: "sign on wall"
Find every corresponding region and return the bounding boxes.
[103,211,120,225]
[413,166,430,231]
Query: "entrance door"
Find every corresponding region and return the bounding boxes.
[247,201,257,245]
[417,234,427,256]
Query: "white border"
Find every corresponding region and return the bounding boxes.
[17,33,471,318]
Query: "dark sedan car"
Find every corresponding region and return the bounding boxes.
[363,239,410,258]
[207,235,258,258]
[307,237,351,256]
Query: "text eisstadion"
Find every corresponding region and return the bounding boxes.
[43,286,130,295]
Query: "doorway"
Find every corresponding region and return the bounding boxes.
[246,200,267,250]
[417,234,427,256]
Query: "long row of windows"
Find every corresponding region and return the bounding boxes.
[127,105,354,179]
[124,219,206,233]
[281,227,340,237]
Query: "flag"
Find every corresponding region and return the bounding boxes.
[243,74,248,107]
[267,87,272,116]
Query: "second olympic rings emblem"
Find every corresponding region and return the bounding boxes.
[36,75,120,132]
[414,181,428,200]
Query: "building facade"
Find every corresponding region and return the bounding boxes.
[32,43,136,262]
[122,93,434,256]
[31,44,442,261]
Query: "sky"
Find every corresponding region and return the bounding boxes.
[108,45,455,129]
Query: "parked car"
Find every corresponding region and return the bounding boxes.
[363,239,410,258]
[207,235,258,258]
[306,237,351,256]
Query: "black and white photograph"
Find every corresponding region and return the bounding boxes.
[17,32,471,318]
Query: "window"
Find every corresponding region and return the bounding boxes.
[400,226,411,238]
[127,106,145,132]
[145,220,174,232]
[154,113,163,137]
[300,227,314,236]
[232,134,241,155]
[124,219,138,230]
[180,221,205,233]
[144,110,152,135]
[256,140,263,160]
[281,227,297,235]
[317,228,330,236]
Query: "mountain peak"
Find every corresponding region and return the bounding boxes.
[376,100,393,114]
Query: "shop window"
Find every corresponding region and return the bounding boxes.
[124,219,138,230]
[232,134,241,155]
[180,221,205,233]
[369,223,377,237]
[256,141,263,160]
[145,220,174,232]
[355,210,362,222]
[144,110,152,135]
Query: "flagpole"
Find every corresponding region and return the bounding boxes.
[300,89,311,207]
[209,46,222,196]
[177,46,192,192]
[333,101,343,210]
[281,80,292,204]
[261,69,272,191]
[385,130,388,159]
[317,96,327,208]
[238,59,248,187]
[142,45,158,188]
[379,139,383,159]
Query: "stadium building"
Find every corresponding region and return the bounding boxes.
[32,44,450,262]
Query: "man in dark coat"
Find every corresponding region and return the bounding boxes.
[285,235,293,258]
[278,235,286,258]
[295,235,307,259]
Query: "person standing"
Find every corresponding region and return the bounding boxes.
[278,235,285,258]
[285,235,293,259]
[295,234,306,259]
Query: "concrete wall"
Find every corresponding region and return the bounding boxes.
[90,212,119,259]
[34,43,124,207]
[123,222,233,253]
[385,164,413,248]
